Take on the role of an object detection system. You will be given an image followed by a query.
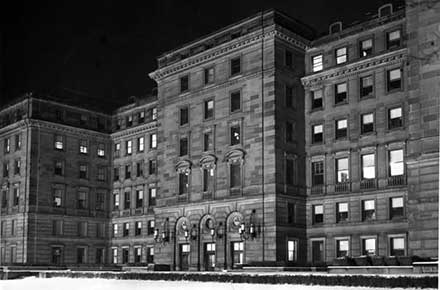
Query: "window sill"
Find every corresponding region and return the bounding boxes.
[334,101,348,107]
[229,73,242,80]
[310,107,324,113]
[360,132,376,137]
[360,94,375,100]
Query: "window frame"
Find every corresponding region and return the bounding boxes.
[180,74,190,93]
[230,56,242,77]
[361,112,375,135]
[204,99,214,120]
[335,46,348,65]
[334,82,348,105]
[311,54,323,72]
[388,106,403,130]
[204,66,215,85]
[229,89,242,113]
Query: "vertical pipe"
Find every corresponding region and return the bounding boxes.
[260,10,266,263]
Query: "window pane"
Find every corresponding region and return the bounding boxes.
[313,125,323,134]
[363,114,373,124]
[337,119,347,129]
[312,55,323,72]
[389,69,401,80]
[362,75,373,87]
[339,240,349,251]
[362,39,372,49]
[313,90,322,100]
[337,158,348,170]
[338,203,348,212]
[393,237,404,249]
[392,197,404,208]
[337,83,347,93]
[389,30,401,41]
[390,107,402,119]
[314,205,323,214]
[364,200,375,210]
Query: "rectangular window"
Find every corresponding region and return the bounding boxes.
[4,138,10,153]
[335,119,347,139]
[113,191,119,210]
[180,75,189,92]
[180,137,188,156]
[286,122,293,142]
[113,167,120,181]
[123,223,129,237]
[335,82,347,104]
[287,203,295,224]
[148,188,156,206]
[388,107,403,129]
[337,202,348,222]
[96,192,105,211]
[179,172,189,194]
[204,67,215,84]
[312,124,323,143]
[80,114,88,127]
[285,50,293,67]
[286,158,294,185]
[79,164,88,179]
[53,188,63,207]
[390,237,405,256]
[135,221,142,236]
[97,143,105,157]
[96,247,104,263]
[79,140,88,154]
[77,191,87,209]
[77,222,87,237]
[136,190,143,208]
[14,159,21,175]
[230,163,241,188]
[125,164,131,179]
[97,167,106,181]
[360,75,373,97]
[313,205,324,224]
[360,38,373,57]
[230,125,240,146]
[362,153,375,179]
[362,238,376,255]
[230,91,241,113]
[287,240,298,262]
[124,191,131,209]
[149,159,157,175]
[232,242,244,265]
[54,160,64,176]
[312,54,323,72]
[203,131,213,152]
[112,248,118,264]
[311,90,323,109]
[136,162,143,177]
[1,190,7,208]
[361,113,374,134]
[112,224,118,237]
[180,106,189,126]
[54,135,63,150]
[336,47,347,64]
[285,85,293,108]
[126,140,132,155]
[114,143,121,157]
[138,137,145,152]
[138,111,145,123]
[390,197,404,219]
[12,187,19,206]
[126,115,133,127]
[387,68,402,91]
[148,107,157,121]
[389,149,404,176]
[336,157,349,183]
[52,220,63,236]
[387,29,401,50]
[362,199,376,221]
[15,135,21,151]
[230,57,241,76]
[148,220,155,235]
[312,161,324,186]
[134,247,142,263]
[150,134,157,149]
[204,100,214,119]
[202,168,214,192]
[147,247,154,263]
[336,239,349,257]
[3,163,9,178]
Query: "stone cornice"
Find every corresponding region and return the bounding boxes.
[111,121,158,140]
[301,48,408,87]
[149,27,308,82]
[29,119,110,140]
[0,120,29,136]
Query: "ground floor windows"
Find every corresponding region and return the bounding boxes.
[231,241,244,267]
[390,236,406,257]
[179,244,191,271]
[76,247,87,264]
[361,237,376,256]
[336,239,349,258]
[287,240,298,262]
[51,246,63,265]
[205,243,216,271]
[112,248,118,264]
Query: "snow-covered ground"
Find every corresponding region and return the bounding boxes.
[0,277,436,290]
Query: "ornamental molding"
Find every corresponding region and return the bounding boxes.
[199,154,217,169]
[149,28,308,82]
[28,119,110,140]
[111,121,158,139]
[301,48,408,88]
[223,148,246,163]
[175,159,192,174]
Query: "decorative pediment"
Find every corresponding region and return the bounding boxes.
[199,154,217,169]
[175,159,192,174]
[226,211,243,232]
[224,148,246,164]
[175,217,190,235]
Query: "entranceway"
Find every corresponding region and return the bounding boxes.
[179,244,190,271]
[312,240,324,265]
[204,243,216,271]
[231,241,244,268]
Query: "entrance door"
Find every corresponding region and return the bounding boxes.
[231,241,244,268]
[312,240,324,265]
[179,244,190,271]
[204,243,216,271]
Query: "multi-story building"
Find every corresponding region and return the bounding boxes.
[301,2,438,264]
[0,0,438,270]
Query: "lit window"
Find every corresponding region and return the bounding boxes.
[53,189,63,207]
[147,247,154,263]
[389,149,404,176]
[360,39,373,57]
[203,132,212,152]
[362,199,376,221]
[138,111,145,123]
[97,143,105,157]
[14,159,21,175]
[336,202,348,222]
[4,138,10,153]
[362,238,376,256]
[390,237,405,256]
[311,90,322,109]
[336,239,349,257]
[361,113,374,134]
[136,190,143,208]
[362,154,375,179]
[113,191,119,210]
[149,188,156,206]
[360,75,373,97]
[179,172,189,194]
[126,115,133,127]
[126,140,132,155]
[387,30,401,50]
[180,75,189,93]
[138,137,145,152]
[148,220,155,235]
[230,57,241,76]
[134,247,142,263]
[388,107,403,129]
[336,47,347,64]
[112,224,118,237]
[15,135,21,151]
[112,248,118,263]
[114,143,121,157]
[390,197,404,219]
[150,134,157,149]
[204,100,214,119]
[312,54,323,72]
[335,119,347,139]
[230,125,240,146]
[387,69,402,91]
[135,222,142,236]
[336,158,349,183]
[79,140,88,154]
[287,240,298,262]
[313,205,323,224]
[54,135,63,150]
[335,82,347,104]
[312,124,323,143]
[204,67,215,84]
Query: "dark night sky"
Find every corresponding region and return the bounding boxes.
[0,0,403,110]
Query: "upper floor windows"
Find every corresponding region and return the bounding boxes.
[360,75,373,98]
[148,107,158,121]
[79,164,88,179]
[137,137,145,152]
[230,124,241,146]
[361,153,375,179]
[126,140,132,155]
[229,162,241,189]
[361,113,374,134]
[204,67,215,85]
[230,56,241,76]
[4,138,10,153]
[387,68,402,91]
[335,119,347,139]
[126,115,133,127]
[335,47,347,64]
[336,157,349,183]
[390,197,404,219]
[335,82,347,104]
[179,172,190,195]
[180,75,189,93]
[312,124,323,144]
[138,111,145,123]
[390,236,405,256]
[97,143,105,157]
[336,202,348,223]
[285,122,293,143]
[54,135,64,150]
[312,204,324,224]
[311,90,323,110]
[230,90,241,113]
[389,149,404,177]
[79,140,88,154]
[114,143,121,157]
[312,54,323,72]
[312,161,324,186]
[388,107,403,129]
[15,135,21,151]
[204,100,214,120]
[150,133,157,149]
[179,137,188,156]
[387,29,401,50]
[203,131,213,152]
[180,106,189,126]
[360,38,373,57]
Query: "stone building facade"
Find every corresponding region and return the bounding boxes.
[0,1,438,269]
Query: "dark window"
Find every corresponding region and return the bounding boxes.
[52,220,63,236]
[390,197,404,219]
[135,222,142,236]
[388,107,403,129]
[312,54,323,72]
[180,137,188,156]
[138,111,145,123]
[204,100,214,119]
[285,50,293,67]
[360,75,373,97]
[390,237,405,256]
[312,205,323,224]
[286,158,294,185]
[360,39,373,57]
[335,119,347,139]
[79,165,88,179]
[203,168,214,192]
[287,203,295,224]
[136,190,143,208]
[77,222,87,237]
[97,143,105,157]
[3,163,9,178]
[97,167,106,181]
[123,223,129,237]
[124,191,130,209]
[147,247,154,263]
[336,47,347,64]
[312,161,324,186]
[126,115,133,127]
[96,192,105,211]
[134,247,142,263]
[148,188,156,206]
[147,220,155,235]
[230,125,240,145]
[362,200,376,221]
[285,85,293,108]
[230,57,241,76]
[77,191,87,209]
[180,75,189,92]
[80,115,88,127]
[12,187,19,206]
[336,202,348,222]
[230,91,241,112]
[180,106,189,126]
[286,122,293,142]
[136,162,143,177]
[387,69,402,91]
[125,164,131,179]
[311,90,323,109]
[149,159,157,175]
[203,132,212,151]
[204,67,215,84]
[387,30,401,50]
[312,124,323,143]
[335,82,347,104]
[114,143,121,157]
[1,190,7,208]
[52,247,63,264]
[14,135,21,151]
[113,167,120,181]
[361,113,374,134]
[230,163,241,188]
[179,172,189,195]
